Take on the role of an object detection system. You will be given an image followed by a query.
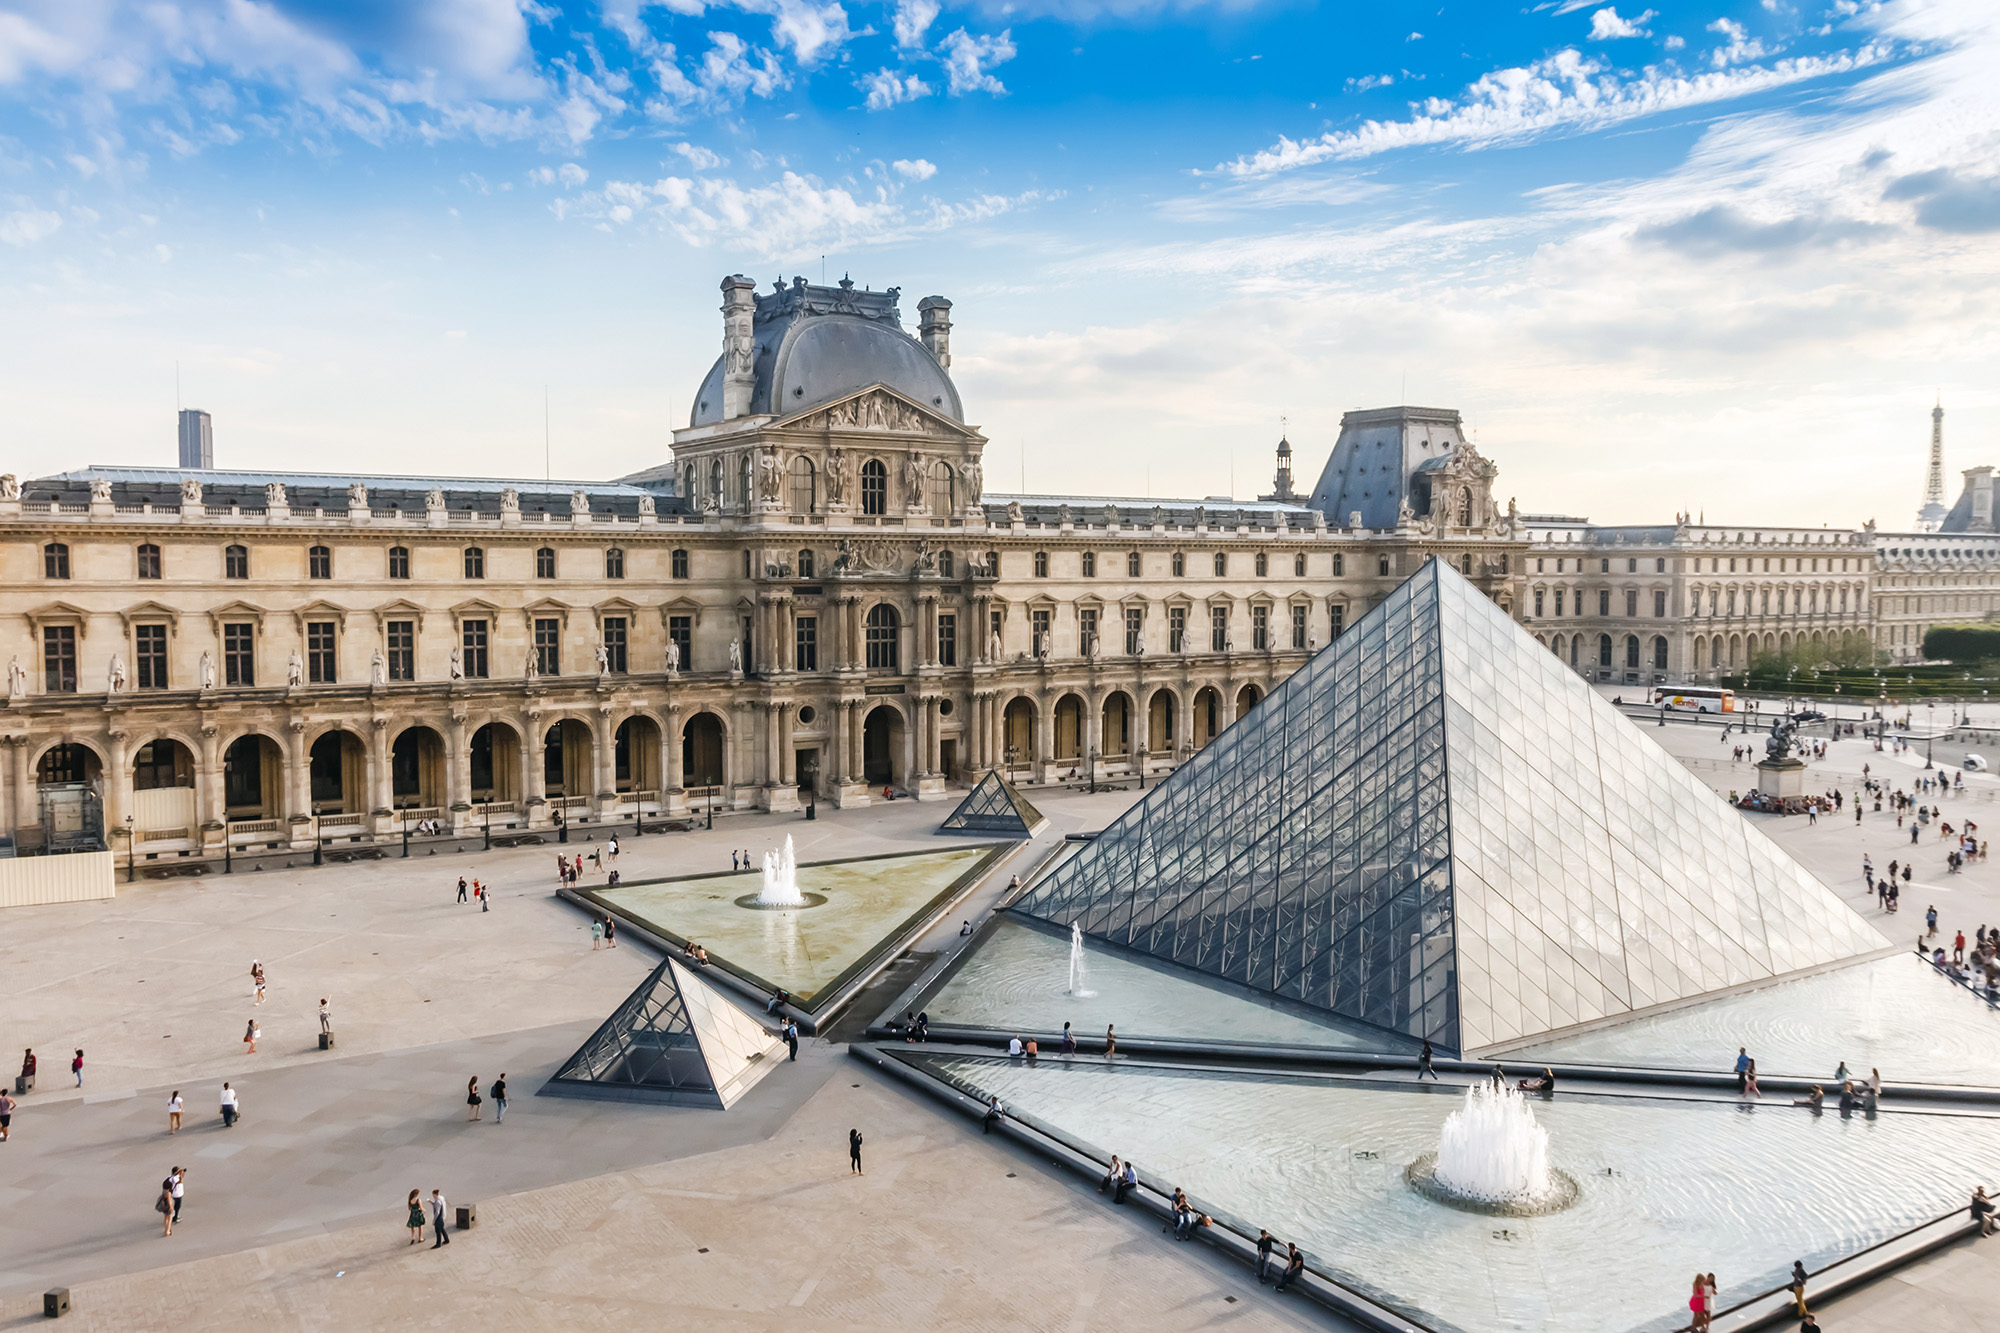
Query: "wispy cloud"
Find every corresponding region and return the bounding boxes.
[939,28,1016,96]
[1587,7,1653,41]
[858,66,932,109]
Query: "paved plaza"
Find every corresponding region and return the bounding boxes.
[4,732,1999,1329]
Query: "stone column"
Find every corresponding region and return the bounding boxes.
[592,708,617,813]
[764,701,782,789]
[1035,692,1055,779]
[197,726,225,851]
[369,720,392,815]
[104,728,130,850]
[779,704,796,785]
[445,715,472,827]
[847,597,863,670]
[928,696,943,775]
[8,737,34,842]
[849,700,865,780]
[518,715,542,822]
[286,720,313,847]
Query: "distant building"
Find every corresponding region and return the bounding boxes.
[177,410,212,470]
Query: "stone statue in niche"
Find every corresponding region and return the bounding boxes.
[823,449,848,505]
[758,451,784,501]
[286,650,303,688]
[988,628,1003,662]
[664,640,680,676]
[107,654,127,693]
[728,639,743,675]
[902,451,925,503]
[524,647,539,681]
[962,460,981,501]
[449,645,464,681]
[595,640,610,674]
[7,654,27,697]
[199,651,217,689]
[371,649,387,686]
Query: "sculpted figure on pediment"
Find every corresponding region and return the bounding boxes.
[266,482,287,507]
[0,475,18,501]
[426,488,446,510]
[570,490,590,515]
[91,479,112,502]
[182,478,204,504]
[346,482,367,509]
[502,488,520,512]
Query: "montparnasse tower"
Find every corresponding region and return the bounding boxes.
[1916,398,1948,532]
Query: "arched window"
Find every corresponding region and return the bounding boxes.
[1254,552,1268,577]
[308,545,331,579]
[790,456,816,513]
[388,546,410,579]
[136,543,161,580]
[604,548,625,579]
[865,603,900,671]
[1458,487,1473,526]
[1127,552,1141,577]
[928,462,955,516]
[1033,551,1048,578]
[463,547,485,579]
[43,543,69,579]
[1624,634,1640,668]
[707,459,722,506]
[1652,636,1668,670]
[797,548,815,579]
[1213,552,1227,577]
[1598,634,1612,667]
[738,454,752,509]
[224,544,249,579]
[861,459,888,515]
[536,547,556,579]
[1171,552,1185,577]
[1294,553,1306,577]
[671,548,689,579]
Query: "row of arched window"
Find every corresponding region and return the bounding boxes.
[1542,632,1670,671]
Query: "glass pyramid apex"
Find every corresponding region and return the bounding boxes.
[544,956,783,1107]
[1014,558,1888,1054]
[938,769,1049,836]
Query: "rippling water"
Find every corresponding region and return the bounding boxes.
[1512,954,2000,1086]
[927,916,1390,1048]
[930,1056,2000,1332]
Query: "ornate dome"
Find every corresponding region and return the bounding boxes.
[690,277,962,427]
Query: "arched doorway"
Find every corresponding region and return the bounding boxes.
[223,734,282,820]
[1192,687,1221,749]
[308,730,368,814]
[1002,697,1036,776]
[1053,694,1084,764]
[683,713,725,789]
[1100,691,1132,761]
[469,723,520,804]
[35,741,104,852]
[391,726,447,811]
[862,704,904,788]
[542,720,593,801]
[1147,689,1176,756]
[1235,684,1262,720]
[132,739,197,846]
[614,716,662,796]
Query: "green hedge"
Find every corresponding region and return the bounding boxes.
[1923,625,2000,663]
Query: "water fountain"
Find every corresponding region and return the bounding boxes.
[1405,1082,1579,1215]
[755,836,805,907]
[1067,922,1095,997]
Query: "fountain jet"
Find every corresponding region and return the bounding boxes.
[1067,922,1095,997]
[755,836,806,908]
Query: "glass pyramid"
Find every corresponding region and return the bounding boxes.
[1013,558,1889,1055]
[543,957,784,1107]
[938,769,1049,836]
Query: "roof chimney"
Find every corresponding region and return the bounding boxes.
[918,295,952,372]
[720,274,757,419]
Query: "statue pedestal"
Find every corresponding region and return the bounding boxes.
[1756,758,1806,800]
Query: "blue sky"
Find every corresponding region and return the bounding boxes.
[2,0,1996,525]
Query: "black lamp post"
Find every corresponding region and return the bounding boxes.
[123,814,135,883]
[401,808,411,858]
[705,785,715,830]
[1088,746,1099,795]
[482,798,491,851]
[1926,702,1935,770]
[804,759,818,821]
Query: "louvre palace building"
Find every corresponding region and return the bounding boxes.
[0,272,1980,859]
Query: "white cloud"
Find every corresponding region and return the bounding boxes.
[858,67,933,109]
[747,0,855,63]
[1406,31,1422,41]
[0,208,62,245]
[646,32,789,116]
[1664,33,1685,49]
[1707,17,1770,66]
[892,157,937,179]
[1217,42,1890,173]
[1588,7,1654,40]
[892,0,941,49]
[1345,72,1394,91]
[939,28,1016,96]
[154,242,171,261]
[670,141,727,169]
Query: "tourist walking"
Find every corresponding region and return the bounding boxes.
[1972,1186,1997,1236]
[167,1090,183,1134]
[466,1075,483,1121]
[592,920,603,949]
[71,1049,83,1087]
[1417,1039,1439,1080]
[243,1019,259,1054]
[604,918,616,947]
[481,881,491,912]
[252,960,266,1003]
[1061,1022,1075,1056]
[0,1088,14,1141]
[1256,1228,1277,1282]
[491,1073,507,1123]
[20,1048,35,1090]
[1744,1059,1761,1098]
[219,1082,239,1127]
[458,876,468,902]
[169,1166,186,1223]
[848,1128,864,1175]
[1789,1259,1809,1316]
[430,1189,451,1247]
[1688,1273,1710,1330]
[1274,1242,1305,1292]
[785,1020,799,1062]
[406,1188,427,1244]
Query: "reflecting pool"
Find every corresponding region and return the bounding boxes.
[592,845,997,1005]
[926,916,1394,1049]
[1510,953,2000,1086]
[922,1055,2000,1332]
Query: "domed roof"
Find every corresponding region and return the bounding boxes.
[690,278,962,427]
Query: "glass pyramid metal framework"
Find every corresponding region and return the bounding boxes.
[543,957,784,1107]
[938,769,1048,837]
[1014,559,1888,1055]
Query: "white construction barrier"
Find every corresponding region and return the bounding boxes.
[0,851,116,909]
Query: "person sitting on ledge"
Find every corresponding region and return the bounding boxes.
[1837,1082,1862,1116]
[1007,1035,1024,1058]
[1097,1155,1122,1194]
[1792,1085,1824,1113]
[1972,1186,1997,1237]
[766,989,790,1016]
[1515,1068,1556,1095]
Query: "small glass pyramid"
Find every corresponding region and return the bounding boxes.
[543,957,784,1107]
[938,769,1048,836]
[1014,558,1888,1055]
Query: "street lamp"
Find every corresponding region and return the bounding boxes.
[803,758,819,821]
[1088,746,1100,795]
[481,797,491,852]
[1926,701,1936,770]
[705,785,715,830]
[400,807,411,858]
[122,813,135,883]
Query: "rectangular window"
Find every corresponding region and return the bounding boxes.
[44,544,69,579]
[1210,606,1227,652]
[1378,556,1390,577]
[225,546,248,579]
[602,617,628,674]
[668,615,692,669]
[1081,552,1096,577]
[1295,554,1306,577]
[741,616,754,672]
[388,547,410,579]
[1034,551,1049,577]
[1171,552,1185,577]
[1254,552,1267,576]
[1169,606,1186,653]
[1125,608,1142,655]
[1654,590,1667,618]
[535,618,561,676]
[1598,589,1610,616]
[386,621,415,681]
[1330,604,1345,640]
[1213,552,1227,577]
[671,549,689,579]
[537,548,556,579]
[1079,608,1098,655]
[308,546,331,580]
[307,621,337,683]
[1332,554,1344,577]
[462,619,489,678]
[1554,590,1565,617]
[1625,589,1638,617]
[223,623,255,686]
[605,548,625,579]
[936,612,956,667]
[1032,608,1051,653]
[137,544,161,579]
[1291,603,1307,649]
[463,547,484,579]
[42,625,76,693]
[1251,605,1269,650]
[1535,590,1545,617]
[795,615,818,672]
[134,624,168,689]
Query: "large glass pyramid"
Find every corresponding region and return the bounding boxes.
[938,769,1048,837]
[1013,559,1889,1055]
[542,957,784,1107]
